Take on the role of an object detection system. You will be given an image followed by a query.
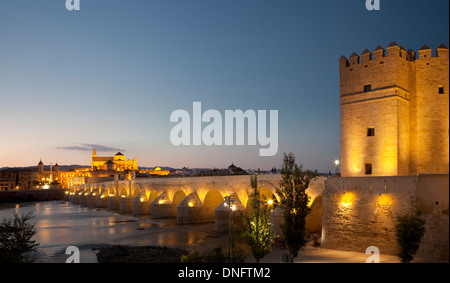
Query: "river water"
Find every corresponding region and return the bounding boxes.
[0,201,219,263]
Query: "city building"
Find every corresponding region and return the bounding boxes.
[59,149,140,187]
[139,167,170,176]
[0,160,60,190]
[0,149,142,190]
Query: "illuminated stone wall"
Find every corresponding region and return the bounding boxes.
[322,175,449,261]
[414,46,449,174]
[339,43,449,177]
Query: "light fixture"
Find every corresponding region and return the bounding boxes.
[334,159,340,176]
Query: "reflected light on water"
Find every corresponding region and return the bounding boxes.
[0,201,215,263]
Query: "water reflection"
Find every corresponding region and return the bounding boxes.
[0,201,215,263]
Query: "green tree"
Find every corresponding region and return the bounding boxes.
[0,212,39,263]
[276,152,317,262]
[395,212,426,263]
[243,174,276,263]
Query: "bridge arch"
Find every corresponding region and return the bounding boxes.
[239,181,280,210]
[106,184,116,196]
[119,184,129,197]
[132,183,143,198]
[257,180,280,201]
[98,184,107,196]
[306,195,322,234]
[172,189,187,208]
[165,185,189,204]
[203,189,223,208]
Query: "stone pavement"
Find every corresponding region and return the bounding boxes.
[246,246,448,263]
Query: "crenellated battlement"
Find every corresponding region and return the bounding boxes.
[339,41,449,178]
[339,42,449,69]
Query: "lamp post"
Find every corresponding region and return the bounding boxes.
[334,159,340,177]
[224,195,235,263]
[267,199,274,213]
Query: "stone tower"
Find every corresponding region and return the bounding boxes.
[339,42,449,177]
[54,162,60,175]
[38,159,44,175]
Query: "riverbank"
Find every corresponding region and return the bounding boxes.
[0,189,66,204]
[96,245,189,263]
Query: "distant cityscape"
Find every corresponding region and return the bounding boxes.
[1,147,318,191]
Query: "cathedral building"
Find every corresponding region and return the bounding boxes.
[91,148,138,171]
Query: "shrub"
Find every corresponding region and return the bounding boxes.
[181,247,245,263]
[395,212,426,263]
[0,212,39,263]
[181,250,202,263]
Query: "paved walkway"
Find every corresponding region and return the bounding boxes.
[246,246,448,263]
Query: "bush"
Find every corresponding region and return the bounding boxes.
[202,247,226,263]
[181,250,202,263]
[395,212,426,263]
[0,212,39,263]
[181,247,246,263]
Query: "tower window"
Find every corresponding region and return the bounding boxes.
[439,86,444,94]
[364,84,372,92]
[365,164,373,175]
[367,127,375,137]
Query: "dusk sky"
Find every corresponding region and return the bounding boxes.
[0,0,448,172]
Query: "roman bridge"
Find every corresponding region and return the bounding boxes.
[66,175,326,231]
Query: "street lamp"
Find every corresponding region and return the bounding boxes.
[334,159,340,177]
[267,199,274,213]
[224,195,235,262]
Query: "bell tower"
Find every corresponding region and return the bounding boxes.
[38,159,44,174]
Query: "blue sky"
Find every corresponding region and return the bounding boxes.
[0,0,448,172]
